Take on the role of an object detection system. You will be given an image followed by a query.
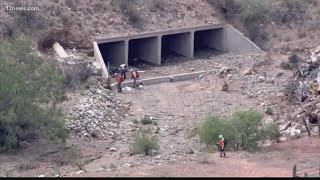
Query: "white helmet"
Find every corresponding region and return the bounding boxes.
[130,69,134,71]
[219,135,223,139]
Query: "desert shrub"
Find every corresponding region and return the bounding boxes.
[109,163,117,170]
[196,115,237,149]
[0,35,67,152]
[260,122,280,140]
[4,1,44,38]
[65,0,77,11]
[195,110,280,151]
[152,0,166,10]
[66,147,85,170]
[141,116,152,125]
[116,0,144,28]
[280,61,293,70]
[208,0,271,49]
[265,107,273,115]
[272,0,308,24]
[127,4,141,23]
[206,0,242,20]
[131,131,159,155]
[238,0,271,26]
[238,0,271,49]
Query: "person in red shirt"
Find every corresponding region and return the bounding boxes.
[217,135,226,157]
[115,73,124,93]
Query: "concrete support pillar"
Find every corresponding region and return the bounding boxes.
[124,40,129,65]
[156,36,162,65]
[190,31,194,58]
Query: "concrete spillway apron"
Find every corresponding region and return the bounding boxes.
[111,70,216,88]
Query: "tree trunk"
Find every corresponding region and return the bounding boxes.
[302,118,311,136]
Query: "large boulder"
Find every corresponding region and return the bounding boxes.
[61,59,89,85]
[289,127,301,140]
[87,61,102,77]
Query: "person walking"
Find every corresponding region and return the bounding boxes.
[115,73,124,93]
[217,135,226,157]
[130,69,139,88]
[118,64,128,79]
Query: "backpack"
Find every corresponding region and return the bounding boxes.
[135,70,139,78]
[224,139,228,147]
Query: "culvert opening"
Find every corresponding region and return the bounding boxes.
[194,28,226,58]
[128,36,159,67]
[161,33,192,63]
[98,41,126,68]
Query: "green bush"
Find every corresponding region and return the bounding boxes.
[131,131,159,155]
[265,107,273,115]
[195,110,279,151]
[141,116,153,125]
[0,35,67,152]
[196,115,237,149]
[238,0,271,26]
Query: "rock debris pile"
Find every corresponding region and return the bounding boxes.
[65,85,132,139]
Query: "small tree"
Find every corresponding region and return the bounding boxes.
[0,35,67,152]
[195,109,279,151]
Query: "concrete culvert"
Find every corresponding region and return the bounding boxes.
[161,32,193,61]
[128,37,160,66]
[98,41,126,67]
[194,28,226,58]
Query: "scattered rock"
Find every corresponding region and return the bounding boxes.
[86,76,98,85]
[65,84,130,139]
[263,117,274,124]
[289,127,301,139]
[38,174,45,177]
[312,126,319,134]
[186,148,194,154]
[280,121,291,131]
[258,76,265,82]
[227,74,233,78]
[242,68,253,75]
[279,136,288,142]
[123,86,132,92]
[110,147,117,152]
[198,74,204,79]
[148,150,159,156]
[124,163,134,168]
[75,170,85,175]
[218,66,230,75]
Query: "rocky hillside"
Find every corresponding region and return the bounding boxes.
[1,0,221,51]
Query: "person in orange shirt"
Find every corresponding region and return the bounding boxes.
[130,69,138,88]
[115,73,124,93]
[217,135,226,157]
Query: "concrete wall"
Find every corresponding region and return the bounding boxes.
[93,41,108,78]
[111,70,215,88]
[225,24,264,54]
[94,24,263,77]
